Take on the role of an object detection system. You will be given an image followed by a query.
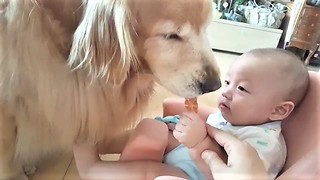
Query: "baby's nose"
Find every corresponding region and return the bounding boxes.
[221,88,232,100]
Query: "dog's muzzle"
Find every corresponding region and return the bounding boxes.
[196,63,221,94]
[197,76,221,94]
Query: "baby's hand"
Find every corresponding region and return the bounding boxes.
[173,112,207,148]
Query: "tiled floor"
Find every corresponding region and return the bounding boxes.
[30,50,319,179]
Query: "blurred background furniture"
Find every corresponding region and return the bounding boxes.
[206,19,283,53]
[285,0,320,64]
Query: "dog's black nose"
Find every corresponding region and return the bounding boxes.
[199,77,221,94]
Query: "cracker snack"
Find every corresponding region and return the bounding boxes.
[184,98,198,112]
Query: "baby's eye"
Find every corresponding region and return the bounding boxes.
[224,80,230,85]
[237,86,247,92]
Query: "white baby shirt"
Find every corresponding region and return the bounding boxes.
[207,112,287,179]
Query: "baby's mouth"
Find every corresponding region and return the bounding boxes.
[219,102,230,110]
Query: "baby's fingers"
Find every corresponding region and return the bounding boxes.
[178,115,191,126]
[173,129,186,143]
[181,112,203,124]
[167,123,176,131]
[174,121,186,132]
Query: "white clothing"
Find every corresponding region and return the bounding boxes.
[207,112,287,179]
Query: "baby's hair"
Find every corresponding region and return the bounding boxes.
[247,48,309,107]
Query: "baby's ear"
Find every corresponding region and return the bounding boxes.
[269,101,295,121]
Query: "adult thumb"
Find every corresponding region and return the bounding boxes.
[201,150,227,172]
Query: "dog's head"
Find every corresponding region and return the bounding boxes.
[69,0,221,98]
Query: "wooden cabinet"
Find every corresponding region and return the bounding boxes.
[286,0,320,64]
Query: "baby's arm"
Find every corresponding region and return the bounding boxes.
[188,125,227,180]
[73,142,189,180]
[174,113,226,180]
[96,129,132,154]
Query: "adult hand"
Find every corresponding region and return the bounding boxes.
[173,112,207,148]
[201,126,270,180]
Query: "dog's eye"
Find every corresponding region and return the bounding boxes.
[164,33,182,40]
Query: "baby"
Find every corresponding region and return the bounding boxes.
[119,48,309,179]
[73,48,309,180]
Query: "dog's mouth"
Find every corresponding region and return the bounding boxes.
[152,70,221,98]
[192,64,222,95]
[149,62,221,98]
[182,77,221,98]
[164,76,221,98]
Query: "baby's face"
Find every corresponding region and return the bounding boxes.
[217,55,285,125]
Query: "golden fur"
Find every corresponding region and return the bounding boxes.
[0,0,220,179]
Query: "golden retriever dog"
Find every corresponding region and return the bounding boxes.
[0,0,221,179]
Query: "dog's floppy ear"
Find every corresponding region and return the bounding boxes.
[68,0,137,84]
